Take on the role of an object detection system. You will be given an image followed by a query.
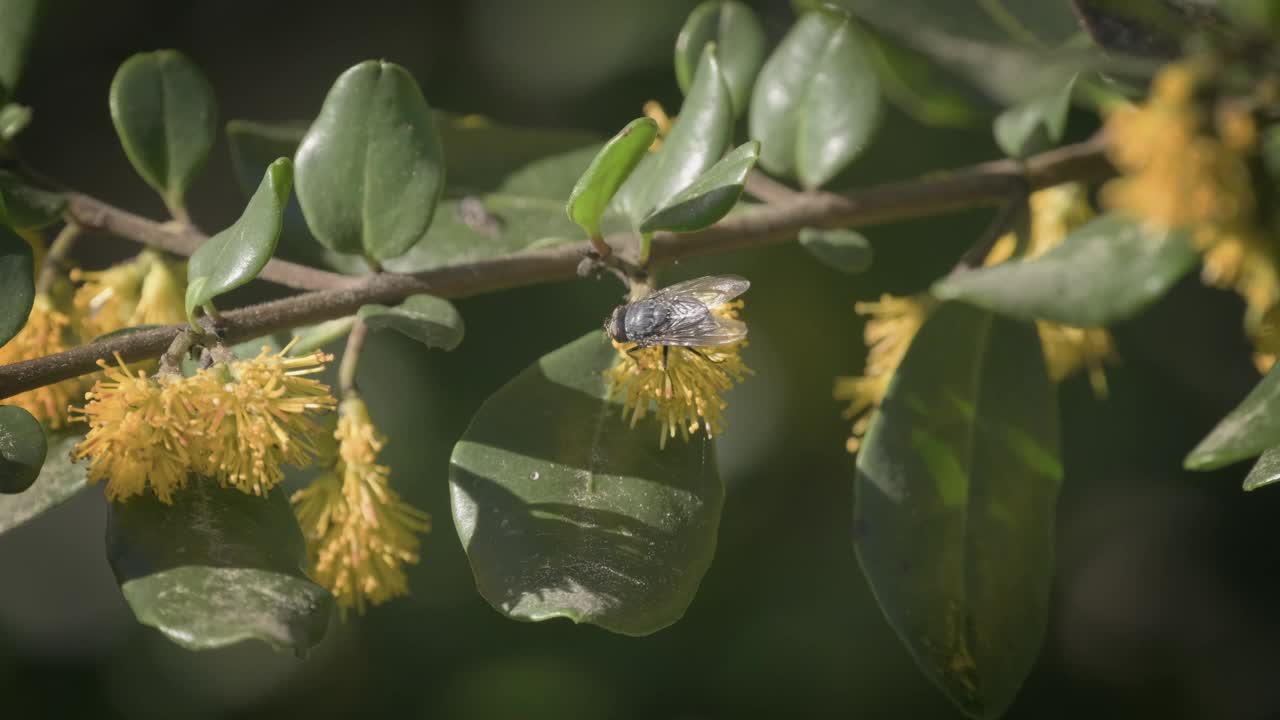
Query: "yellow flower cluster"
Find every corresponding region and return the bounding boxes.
[835,185,1115,452]
[642,100,674,152]
[292,396,430,613]
[69,346,336,503]
[1103,62,1278,330]
[0,295,80,429]
[72,250,187,340]
[607,301,751,448]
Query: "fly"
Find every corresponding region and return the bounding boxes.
[604,275,749,364]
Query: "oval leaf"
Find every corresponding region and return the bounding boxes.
[450,332,724,636]
[749,8,881,189]
[1185,362,1280,470]
[294,60,445,261]
[0,101,30,140]
[109,50,217,213]
[107,476,331,652]
[358,294,464,351]
[566,117,658,238]
[288,316,356,356]
[0,170,66,229]
[0,0,39,100]
[675,1,767,117]
[185,158,292,320]
[856,302,1061,719]
[932,214,1198,327]
[798,226,874,274]
[640,140,759,233]
[615,45,733,224]
[992,73,1078,159]
[1244,447,1280,491]
[0,433,87,534]
[0,219,34,347]
[0,405,45,494]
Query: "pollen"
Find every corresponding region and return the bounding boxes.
[0,294,81,428]
[607,301,751,448]
[292,395,431,613]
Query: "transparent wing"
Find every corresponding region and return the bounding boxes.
[649,274,750,307]
[652,298,748,347]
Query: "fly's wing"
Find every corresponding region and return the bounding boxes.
[651,297,748,347]
[648,275,749,308]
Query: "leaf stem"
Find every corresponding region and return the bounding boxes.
[338,317,369,396]
[0,135,1114,401]
[35,222,81,295]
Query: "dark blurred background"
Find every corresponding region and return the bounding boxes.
[1,1,1278,718]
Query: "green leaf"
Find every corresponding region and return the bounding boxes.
[288,316,356,356]
[675,0,767,117]
[1243,447,1280,491]
[450,332,724,636]
[615,45,733,225]
[0,101,30,141]
[0,405,45,494]
[109,50,217,214]
[0,219,34,348]
[358,294,464,351]
[0,169,66,229]
[185,158,292,321]
[749,8,881,190]
[567,117,658,238]
[0,433,87,535]
[993,73,1078,158]
[0,0,39,99]
[863,28,985,129]
[932,214,1198,328]
[856,302,1061,719]
[107,476,331,653]
[798,227,873,274]
[294,60,445,261]
[639,140,759,233]
[1185,363,1280,470]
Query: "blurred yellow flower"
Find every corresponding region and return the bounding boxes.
[834,294,933,452]
[73,251,187,339]
[292,395,430,613]
[642,99,673,152]
[0,294,80,428]
[607,300,751,448]
[184,346,337,496]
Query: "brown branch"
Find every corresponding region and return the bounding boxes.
[0,135,1114,401]
[63,193,355,291]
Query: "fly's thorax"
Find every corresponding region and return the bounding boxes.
[625,300,668,339]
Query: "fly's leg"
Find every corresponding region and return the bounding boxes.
[687,347,723,364]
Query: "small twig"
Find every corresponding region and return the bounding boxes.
[744,170,800,204]
[35,222,81,294]
[338,317,370,396]
[0,136,1115,401]
[955,186,1030,271]
[158,329,195,377]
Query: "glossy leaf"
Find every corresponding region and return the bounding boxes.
[289,316,356,356]
[640,140,759,233]
[107,476,331,652]
[675,1,766,117]
[1243,447,1280,491]
[0,405,45,494]
[798,227,873,274]
[567,117,658,238]
[856,303,1060,719]
[0,218,34,347]
[294,60,445,261]
[932,214,1198,328]
[615,45,733,224]
[185,158,291,320]
[109,50,217,213]
[1185,363,1280,471]
[358,294,464,351]
[0,0,39,99]
[0,101,30,140]
[749,8,881,189]
[450,332,724,636]
[993,73,1078,159]
[0,433,87,535]
[0,170,66,228]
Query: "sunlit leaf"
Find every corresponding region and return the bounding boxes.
[0,101,30,140]
[567,117,658,238]
[294,60,444,262]
[109,50,217,214]
[0,405,45,494]
[675,0,766,117]
[856,302,1060,719]
[1185,364,1280,471]
[640,140,758,233]
[1244,447,1280,491]
[185,158,291,321]
[450,332,724,636]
